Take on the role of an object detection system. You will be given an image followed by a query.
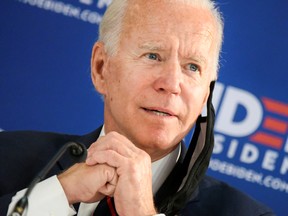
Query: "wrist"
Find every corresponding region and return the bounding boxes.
[57,173,77,204]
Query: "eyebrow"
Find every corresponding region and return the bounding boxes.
[138,41,208,65]
[138,42,167,51]
[184,54,207,65]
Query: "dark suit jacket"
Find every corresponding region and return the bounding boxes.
[0,128,275,216]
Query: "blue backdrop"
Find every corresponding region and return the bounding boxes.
[1,1,287,215]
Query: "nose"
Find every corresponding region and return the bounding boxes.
[152,60,182,95]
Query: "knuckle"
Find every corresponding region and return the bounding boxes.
[128,163,138,175]
[108,131,119,138]
[104,165,115,178]
[139,150,151,161]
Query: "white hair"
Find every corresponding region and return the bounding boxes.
[99,0,224,77]
[98,0,128,56]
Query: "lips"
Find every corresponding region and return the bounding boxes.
[143,107,175,117]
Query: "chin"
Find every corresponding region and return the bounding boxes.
[137,132,179,152]
[127,124,180,148]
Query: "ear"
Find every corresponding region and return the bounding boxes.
[91,41,108,95]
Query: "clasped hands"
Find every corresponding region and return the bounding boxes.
[58,132,157,216]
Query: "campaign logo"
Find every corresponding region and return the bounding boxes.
[250,97,288,150]
[17,0,111,24]
[209,82,288,194]
[79,0,111,8]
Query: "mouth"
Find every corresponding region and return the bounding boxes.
[142,108,174,117]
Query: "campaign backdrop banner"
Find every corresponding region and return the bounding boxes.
[1,1,287,215]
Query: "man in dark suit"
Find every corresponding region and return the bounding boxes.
[1,0,275,215]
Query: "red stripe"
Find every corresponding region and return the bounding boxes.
[263,117,288,134]
[262,97,288,117]
[250,132,283,149]
[107,196,117,216]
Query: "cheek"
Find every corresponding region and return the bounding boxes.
[104,69,140,106]
[111,64,150,95]
[104,62,126,96]
[183,85,208,117]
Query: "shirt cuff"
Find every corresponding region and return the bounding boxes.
[7,175,76,216]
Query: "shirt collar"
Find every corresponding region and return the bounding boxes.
[151,144,181,195]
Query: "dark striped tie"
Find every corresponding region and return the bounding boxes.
[93,197,118,216]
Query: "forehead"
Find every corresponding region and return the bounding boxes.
[121,1,217,54]
[124,1,216,31]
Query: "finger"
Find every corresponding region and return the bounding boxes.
[87,132,139,159]
[98,181,117,196]
[86,150,127,167]
[98,165,118,196]
[89,131,137,153]
[58,163,117,204]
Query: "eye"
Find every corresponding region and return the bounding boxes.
[187,63,199,73]
[145,53,160,61]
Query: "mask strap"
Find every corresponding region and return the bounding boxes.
[157,81,216,215]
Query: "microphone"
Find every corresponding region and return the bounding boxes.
[10,141,87,216]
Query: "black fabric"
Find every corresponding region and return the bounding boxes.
[0,127,274,215]
[93,197,115,216]
[156,81,216,215]
[180,175,275,216]
[170,81,216,214]
[155,118,206,215]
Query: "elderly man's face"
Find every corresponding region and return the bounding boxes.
[92,1,218,160]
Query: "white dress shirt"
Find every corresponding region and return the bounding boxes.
[7,130,181,216]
